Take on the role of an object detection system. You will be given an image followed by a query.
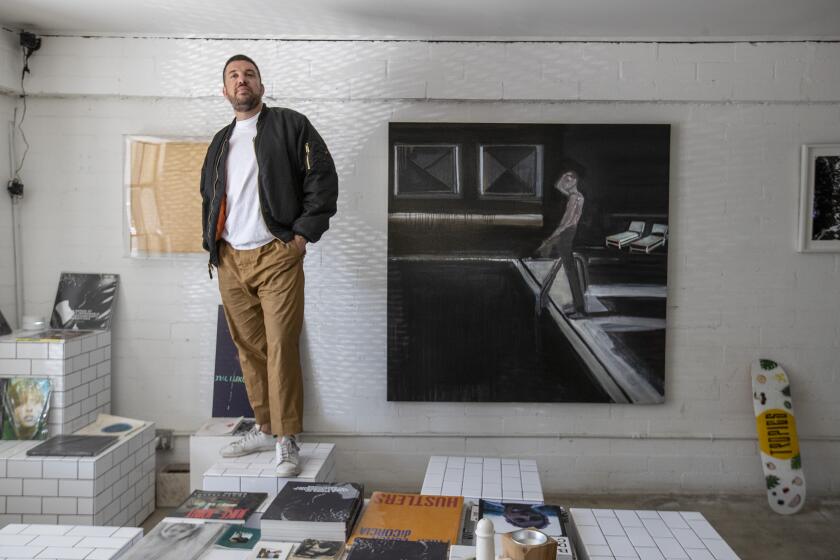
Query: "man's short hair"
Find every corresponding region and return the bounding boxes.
[223,54,261,81]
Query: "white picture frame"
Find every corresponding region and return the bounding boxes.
[798,143,840,252]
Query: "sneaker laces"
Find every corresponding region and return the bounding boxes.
[278,438,298,462]
[238,426,264,446]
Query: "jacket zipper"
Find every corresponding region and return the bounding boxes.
[305,142,311,171]
[206,132,230,277]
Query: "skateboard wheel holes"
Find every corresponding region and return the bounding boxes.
[783,487,789,493]
[757,374,766,383]
[777,500,784,505]
[793,477,803,485]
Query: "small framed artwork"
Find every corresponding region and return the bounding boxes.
[798,143,840,252]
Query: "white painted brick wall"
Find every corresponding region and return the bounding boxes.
[1,36,839,494]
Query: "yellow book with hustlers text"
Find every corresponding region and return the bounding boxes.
[347,492,464,546]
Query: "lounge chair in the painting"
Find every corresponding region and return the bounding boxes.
[605,221,645,249]
[629,223,669,253]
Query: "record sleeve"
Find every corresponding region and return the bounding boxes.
[0,309,11,336]
[50,272,119,330]
[2,377,51,440]
[75,413,146,438]
[215,525,262,549]
[27,434,119,457]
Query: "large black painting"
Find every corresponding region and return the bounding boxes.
[387,123,670,404]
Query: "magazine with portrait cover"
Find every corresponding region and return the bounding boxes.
[170,490,268,524]
[50,272,119,330]
[2,377,51,440]
[261,482,364,541]
[121,521,225,560]
[477,500,566,537]
[0,309,11,336]
[212,305,254,417]
[290,539,345,560]
[346,538,448,560]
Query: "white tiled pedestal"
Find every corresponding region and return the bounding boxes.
[421,456,544,503]
[569,508,741,560]
[202,442,336,501]
[0,424,156,528]
[0,523,143,560]
[0,331,112,435]
[189,433,248,493]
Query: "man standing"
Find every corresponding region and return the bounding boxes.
[201,55,338,476]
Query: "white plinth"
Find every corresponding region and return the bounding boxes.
[0,330,112,436]
[569,508,741,560]
[0,423,156,528]
[189,433,247,493]
[421,455,544,504]
[0,523,142,560]
[202,442,336,500]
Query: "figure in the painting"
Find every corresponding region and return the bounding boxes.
[535,169,586,316]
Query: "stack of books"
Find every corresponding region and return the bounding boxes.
[261,482,364,542]
[167,490,268,525]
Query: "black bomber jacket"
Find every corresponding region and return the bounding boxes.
[200,104,338,271]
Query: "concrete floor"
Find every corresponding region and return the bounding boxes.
[143,493,840,560]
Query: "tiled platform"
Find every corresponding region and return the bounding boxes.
[202,442,336,499]
[421,456,544,503]
[0,523,142,560]
[0,330,112,435]
[189,432,250,492]
[0,424,155,528]
[570,508,741,560]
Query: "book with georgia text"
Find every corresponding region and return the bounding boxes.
[169,490,268,524]
[347,492,464,546]
[261,482,364,541]
[346,538,448,560]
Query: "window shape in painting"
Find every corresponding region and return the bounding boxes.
[394,144,460,197]
[480,144,542,198]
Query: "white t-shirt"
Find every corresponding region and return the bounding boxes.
[222,113,275,250]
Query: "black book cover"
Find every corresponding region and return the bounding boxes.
[171,490,268,523]
[27,435,119,457]
[263,482,364,524]
[212,305,254,418]
[347,538,448,560]
[50,272,119,330]
[0,309,10,335]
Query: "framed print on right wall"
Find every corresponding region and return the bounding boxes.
[798,143,840,252]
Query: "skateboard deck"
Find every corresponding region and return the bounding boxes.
[751,359,805,514]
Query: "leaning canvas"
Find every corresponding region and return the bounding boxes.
[388,123,670,404]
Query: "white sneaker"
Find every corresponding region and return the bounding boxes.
[219,425,275,458]
[275,435,301,477]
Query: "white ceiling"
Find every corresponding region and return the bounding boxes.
[1,0,839,41]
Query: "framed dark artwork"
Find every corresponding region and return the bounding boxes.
[797,144,840,252]
[212,305,254,418]
[387,123,671,404]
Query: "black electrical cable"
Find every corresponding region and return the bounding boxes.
[13,44,33,180]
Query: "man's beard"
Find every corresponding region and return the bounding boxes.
[227,89,261,112]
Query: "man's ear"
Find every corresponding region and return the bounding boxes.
[221,85,226,97]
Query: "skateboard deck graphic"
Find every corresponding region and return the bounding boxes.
[751,359,805,514]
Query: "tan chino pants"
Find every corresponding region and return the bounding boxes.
[217,239,305,436]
